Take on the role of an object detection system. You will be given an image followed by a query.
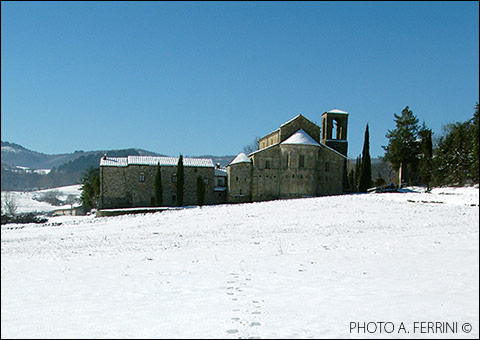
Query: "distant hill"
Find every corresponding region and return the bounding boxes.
[1,141,164,170]
[1,141,236,191]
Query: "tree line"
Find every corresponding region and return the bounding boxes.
[347,103,479,192]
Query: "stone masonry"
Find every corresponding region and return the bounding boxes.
[99,156,216,209]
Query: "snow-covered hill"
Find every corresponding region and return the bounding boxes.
[2,184,82,214]
[1,187,478,338]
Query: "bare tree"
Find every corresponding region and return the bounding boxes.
[65,194,79,209]
[34,190,63,206]
[243,136,260,155]
[1,192,18,216]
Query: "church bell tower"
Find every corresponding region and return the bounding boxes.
[321,109,348,157]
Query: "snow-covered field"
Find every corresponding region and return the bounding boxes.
[1,187,479,338]
[2,184,82,214]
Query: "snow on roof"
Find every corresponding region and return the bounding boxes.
[100,157,128,167]
[280,114,303,127]
[281,129,320,146]
[100,156,214,168]
[215,168,227,177]
[326,108,348,114]
[228,153,251,165]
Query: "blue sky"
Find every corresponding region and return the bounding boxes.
[1,1,478,159]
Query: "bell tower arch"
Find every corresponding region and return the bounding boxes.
[321,109,349,157]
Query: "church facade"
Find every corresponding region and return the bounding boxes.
[227,110,348,203]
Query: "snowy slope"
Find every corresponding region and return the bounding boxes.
[1,187,479,338]
[2,185,82,214]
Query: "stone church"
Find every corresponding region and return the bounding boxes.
[98,109,348,209]
[227,109,348,203]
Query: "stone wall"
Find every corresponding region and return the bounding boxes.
[317,145,344,196]
[280,115,320,144]
[228,142,346,203]
[100,164,215,209]
[227,162,252,203]
[258,130,280,150]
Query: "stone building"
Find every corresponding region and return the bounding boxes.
[99,155,225,209]
[227,110,348,203]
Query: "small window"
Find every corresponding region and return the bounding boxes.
[139,173,145,182]
[325,162,330,172]
[299,155,305,168]
[172,175,177,183]
[236,176,239,182]
[204,178,209,185]
[194,169,198,173]
[265,160,271,169]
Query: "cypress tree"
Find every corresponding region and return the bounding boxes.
[358,124,372,192]
[154,163,162,207]
[176,155,184,206]
[80,166,100,212]
[353,155,361,192]
[347,168,355,193]
[196,176,205,206]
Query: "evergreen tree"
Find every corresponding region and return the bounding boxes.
[196,176,206,206]
[374,172,386,186]
[347,168,355,193]
[154,163,163,207]
[176,155,184,206]
[353,155,361,192]
[382,106,421,186]
[80,166,100,212]
[418,122,433,189]
[471,103,479,183]
[434,119,474,186]
[358,124,372,192]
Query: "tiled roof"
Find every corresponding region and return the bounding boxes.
[100,156,214,168]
